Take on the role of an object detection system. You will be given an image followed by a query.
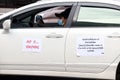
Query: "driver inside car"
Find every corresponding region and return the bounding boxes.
[55,7,71,26]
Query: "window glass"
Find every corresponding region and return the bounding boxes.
[34,7,70,24]
[73,7,120,27]
[11,6,71,28]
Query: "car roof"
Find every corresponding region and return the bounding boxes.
[0,0,120,20]
[37,0,120,5]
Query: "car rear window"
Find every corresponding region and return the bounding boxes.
[73,7,120,27]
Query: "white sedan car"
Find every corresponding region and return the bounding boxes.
[0,0,120,80]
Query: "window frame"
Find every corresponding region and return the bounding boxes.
[10,2,77,29]
[71,2,120,27]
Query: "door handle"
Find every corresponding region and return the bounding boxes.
[107,32,120,38]
[107,35,120,38]
[46,33,63,38]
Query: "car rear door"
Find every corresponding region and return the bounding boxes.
[66,2,120,73]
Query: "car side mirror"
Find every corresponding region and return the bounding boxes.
[2,19,11,31]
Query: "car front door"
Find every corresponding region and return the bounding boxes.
[0,2,76,71]
[66,2,120,73]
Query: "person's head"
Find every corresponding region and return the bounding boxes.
[55,8,71,26]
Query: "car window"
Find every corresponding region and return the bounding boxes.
[11,6,72,28]
[34,6,69,27]
[72,7,120,27]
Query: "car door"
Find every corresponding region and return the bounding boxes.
[66,2,120,73]
[0,2,76,71]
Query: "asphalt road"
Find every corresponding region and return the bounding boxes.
[0,75,111,80]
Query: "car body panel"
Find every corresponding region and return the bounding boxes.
[0,28,69,71]
[66,28,120,73]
